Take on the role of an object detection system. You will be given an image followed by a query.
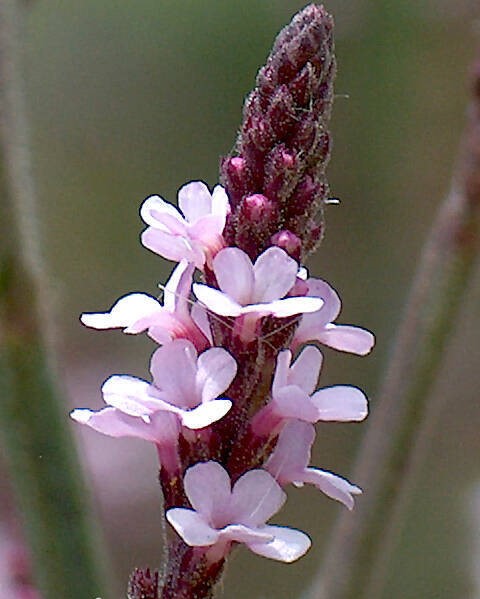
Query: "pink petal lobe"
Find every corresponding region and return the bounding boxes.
[211,185,230,217]
[80,293,161,330]
[140,195,183,228]
[193,283,243,317]
[213,248,254,305]
[150,341,198,405]
[231,470,285,527]
[101,375,153,414]
[273,386,320,422]
[219,524,273,545]
[191,303,213,344]
[196,348,237,403]
[316,325,375,355]
[179,399,232,429]
[247,525,311,562]
[266,296,323,318]
[272,350,292,392]
[70,407,176,444]
[306,278,341,323]
[252,247,298,302]
[141,228,200,265]
[184,462,232,520]
[266,421,315,478]
[302,468,362,510]
[311,386,368,422]
[162,259,193,314]
[166,508,219,546]
[177,181,213,222]
[289,346,323,395]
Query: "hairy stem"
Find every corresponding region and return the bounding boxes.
[0,0,108,596]
[313,58,480,599]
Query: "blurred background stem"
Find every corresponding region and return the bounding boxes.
[314,56,480,599]
[0,0,109,597]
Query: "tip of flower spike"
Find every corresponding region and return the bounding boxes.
[220,1,336,260]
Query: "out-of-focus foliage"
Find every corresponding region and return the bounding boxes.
[18,1,480,597]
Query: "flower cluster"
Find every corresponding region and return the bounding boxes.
[72,5,374,597]
[72,181,373,563]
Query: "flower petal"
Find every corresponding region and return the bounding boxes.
[316,324,375,355]
[162,259,193,315]
[302,468,362,510]
[273,386,320,423]
[191,303,213,344]
[193,283,243,317]
[177,181,213,223]
[101,375,154,415]
[179,399,232,429]
[140,195,184,228]
[261,296,322,318]
[183,462,232,520]
[197,347,237,403]
[247,525,311,562]
[141,228,203,266]
[252,247,298,303]
[150,341,198,407]
[265,421,315,479]
[211,185,230,219]
[80,293,161,330]
[231,470,285,527]
[70,407,178,444]
[289,346,323,395]
[311,386,368,422]
[219,524,273,545]
[213,248,255,305]
[306,278,341,324]
[166,508,219,546]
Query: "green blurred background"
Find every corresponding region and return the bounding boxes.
[18,0,480,597]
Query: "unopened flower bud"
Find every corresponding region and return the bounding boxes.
[271,230,302,261]
[220,156,248,208]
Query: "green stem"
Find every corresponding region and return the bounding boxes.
[312,66,480,599]
[0,1,108,597]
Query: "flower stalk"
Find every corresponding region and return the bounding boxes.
[0,0,108,597]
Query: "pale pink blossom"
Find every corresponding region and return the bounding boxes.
[292,278,375,354]
[140,181,230,268]
[265,421,361,510]
[80,260,211,351]
[193,247,322,341]
[252,346,368,436]
[166,461,311,563]
[71,339,236,443]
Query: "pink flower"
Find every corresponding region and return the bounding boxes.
[265,421,361,510]
[252,346,368,436]
[193,246,322,341]
[140,181,230,268]
[71,339,236,439]
[166,461,311,563]
[292,278,375,354]
[80,260,211,351]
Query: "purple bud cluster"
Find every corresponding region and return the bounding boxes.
[221,4,336,260]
